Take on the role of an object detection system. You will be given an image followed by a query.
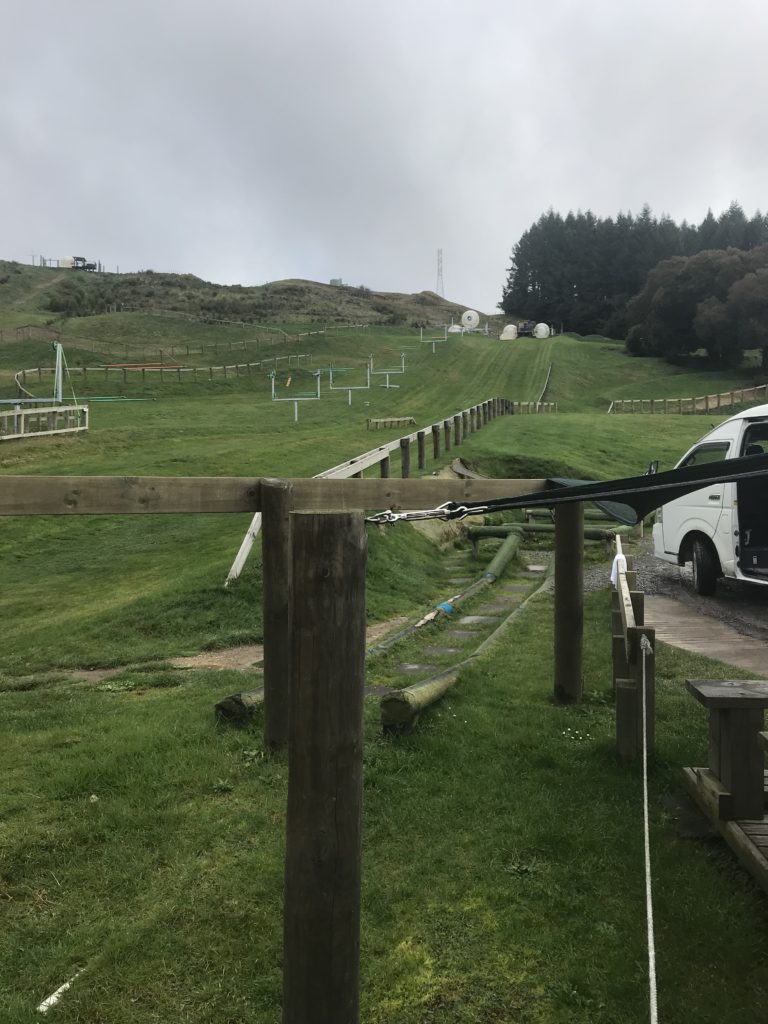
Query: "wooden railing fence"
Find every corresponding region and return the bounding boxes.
[0,473,586,1022]
[227,395,528,583]
[13,354,311,395]
[611,535,656,760]
[11,322,299,357]
[608,383,768,415]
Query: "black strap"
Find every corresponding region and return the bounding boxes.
[438,451,768,523]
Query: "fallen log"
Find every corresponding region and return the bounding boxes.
[214,686,264,724]
[380,564,554,732]
[380,667,462,733]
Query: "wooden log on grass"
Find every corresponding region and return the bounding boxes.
[215,686,264,724]
[380,667,461,733]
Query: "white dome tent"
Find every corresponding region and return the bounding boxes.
[533,323,550,339]
[499,324,518,340]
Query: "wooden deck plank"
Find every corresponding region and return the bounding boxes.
[646,596,768,678]
[683,767,768,895]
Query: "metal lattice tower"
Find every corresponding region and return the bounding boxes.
[436,248,444,297]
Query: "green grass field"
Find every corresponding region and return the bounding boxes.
[2,296,768,1022]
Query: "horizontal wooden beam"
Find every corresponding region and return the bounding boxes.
[0,476,548,516]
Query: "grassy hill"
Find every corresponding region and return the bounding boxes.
[0,260,486,331]
[2,269,768,1023]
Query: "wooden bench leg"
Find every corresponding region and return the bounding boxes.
[710,709,765,819]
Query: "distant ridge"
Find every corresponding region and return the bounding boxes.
[0,261,496,327]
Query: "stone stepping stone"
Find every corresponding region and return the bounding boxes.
[448,577,473,584]
[423,645,461,656]
[525,565,547,573]
[476,603,515,614]
[397,663,438,673]
[459,614,501,625]
[446,629,482,639]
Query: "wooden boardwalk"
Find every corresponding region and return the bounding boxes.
[684,767,768,894]
[645,594,768,677]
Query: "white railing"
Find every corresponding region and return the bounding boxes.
[0,404,89,442]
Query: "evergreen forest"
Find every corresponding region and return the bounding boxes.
[500,202,768,368]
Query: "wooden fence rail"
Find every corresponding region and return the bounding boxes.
[608,383,768,415]
[227,396,519,582]
[2,473,586,1023]
[14,355,311,394]
[611,535,655,760]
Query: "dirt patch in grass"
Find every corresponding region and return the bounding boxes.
[5,616,412,688]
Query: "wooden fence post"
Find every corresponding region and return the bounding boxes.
[262,480,294,749]
[417,430,426,470]
[400,437,411,478]
[554,502,584,703]
[380,454,390,478]
[431,423,441,460]
[617,627,656,761]
[443,419,452,452]
[283,511,366,1024]
[453,414,462,446]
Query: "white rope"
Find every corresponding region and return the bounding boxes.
[640,633,659,1023]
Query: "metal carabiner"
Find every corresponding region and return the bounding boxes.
[365,500,490,525]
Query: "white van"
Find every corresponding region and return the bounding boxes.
[653,403,768,594]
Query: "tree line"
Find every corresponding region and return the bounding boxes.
[499,202,768,350]
[626,246,768,370]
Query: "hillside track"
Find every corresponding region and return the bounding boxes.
[10,269,68,306]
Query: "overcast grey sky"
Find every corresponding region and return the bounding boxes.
[2,0,767,313]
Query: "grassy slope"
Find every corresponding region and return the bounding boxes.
[0,261,475,332]
[0,333,725,673]
[2,298,768,1021]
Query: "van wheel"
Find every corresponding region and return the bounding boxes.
[692,539,719,596]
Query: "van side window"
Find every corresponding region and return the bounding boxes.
[741,424,768,456]
[680,442,731,468]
